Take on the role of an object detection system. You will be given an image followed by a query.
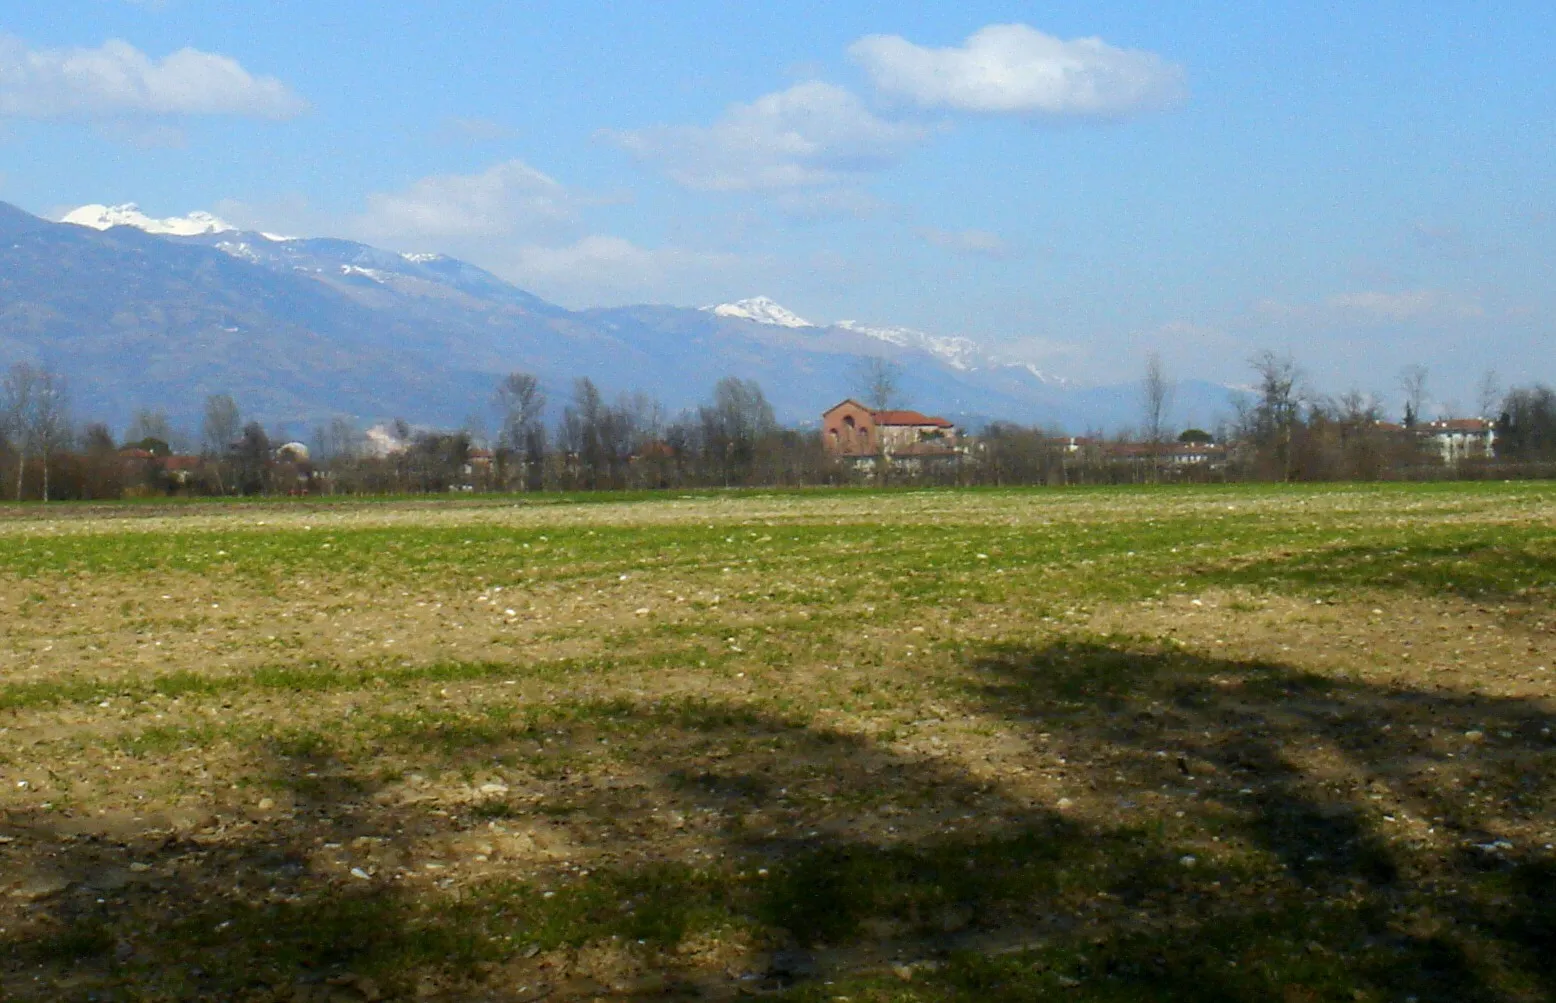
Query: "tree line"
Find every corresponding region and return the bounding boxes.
[1223,353,1555,481]
[2,356,1555,502]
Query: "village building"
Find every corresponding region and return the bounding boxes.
[1055,438,1227,469]
[117,448,206,487]
[821,399,957,458]
[1422,418,1496,464]
[1367,417,1497,465]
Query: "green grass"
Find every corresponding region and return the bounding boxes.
[3,482,1555,1002]
[27,814,1550,1002]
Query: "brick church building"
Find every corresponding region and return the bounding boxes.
[821,399,957,457]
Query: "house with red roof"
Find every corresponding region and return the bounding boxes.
[821,399,958,458]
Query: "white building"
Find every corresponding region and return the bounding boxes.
[1422,418,1496,464]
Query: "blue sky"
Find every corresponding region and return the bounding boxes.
[2,1,1552,412]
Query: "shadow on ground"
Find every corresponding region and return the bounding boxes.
[1195,534,1556,604]
[2,641,1553,1001]
[958,640,1556,1001]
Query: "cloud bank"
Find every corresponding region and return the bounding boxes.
[508,236,740,294]
[917,226,1012,258]
[335,161,742,307]
[1325,289,1484,323]
[1255,289,1487,327]
[850,24,1185,117]
[607,81,928,192]
[357,160,575,240]
[0,35,305,119]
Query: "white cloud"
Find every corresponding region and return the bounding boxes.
[850,23,1185,117]
[211,194,316,237]
[1325,289,1484,323]
[504,235,743,305]
[1411,222,1467,250]
[94,119,187,148]
[1251,298,1302,321]
[357,160,575,240]
[773,187,886,220]
[607,81,928,192]
[1256,289,1486,326]
[1135,320,1246,374]
[0,35,305,119]
[214,166,737,306]
[997,334,1087,368]
[1153,320,1225,342]
[436,116,516,144]
[917,226,1011,258]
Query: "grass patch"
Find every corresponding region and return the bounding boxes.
[3,483,1555,1001]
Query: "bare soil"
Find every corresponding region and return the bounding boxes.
[0,485,1552,1001]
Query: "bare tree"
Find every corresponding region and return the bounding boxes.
[1334,389,1383,425]
[495,373,545,443]
[30,370,69,502]
[1476,369,1502,419]
[234,421,272,495]
[126,408,175,449]
[1,363,38,501]
[321,417,361,461]
[1248,350,1304,481]
[81,423,116,454]
[80,422,126,499]
[1141,352,1176,481]
[495,373,545,448]
[700,376,776,486]
[1497,385,1556,460]
[1398,364,1429,427]
[494,372,549,491]
[856,356,902,411]
[622,391,665,450]
[202,395,241,454]
[558,378,607,489]
[201,394,241,494]
[307,418,362,496]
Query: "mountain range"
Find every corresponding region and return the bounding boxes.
[0,202,1235,437]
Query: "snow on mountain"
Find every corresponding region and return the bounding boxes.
[706,296,815,329]
[708,297,1077,387]
[833,319,984,371]
[212,238,265,264]
[1005,362,1076,388]
[340,265,389,283]
[5,199,1232,432]
[61,203,238,237]
[834,320,1074,386]
[1002,363,1076,387]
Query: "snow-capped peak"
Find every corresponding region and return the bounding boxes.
[1004,362,1076,389]
[340,264,388,283]
[401,251,444,264]
[706,296,814,329]
[61,203,236,237]
[833,319,1076,386]
[834,319,984,371]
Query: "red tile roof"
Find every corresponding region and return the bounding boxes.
[871,409,954,428]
